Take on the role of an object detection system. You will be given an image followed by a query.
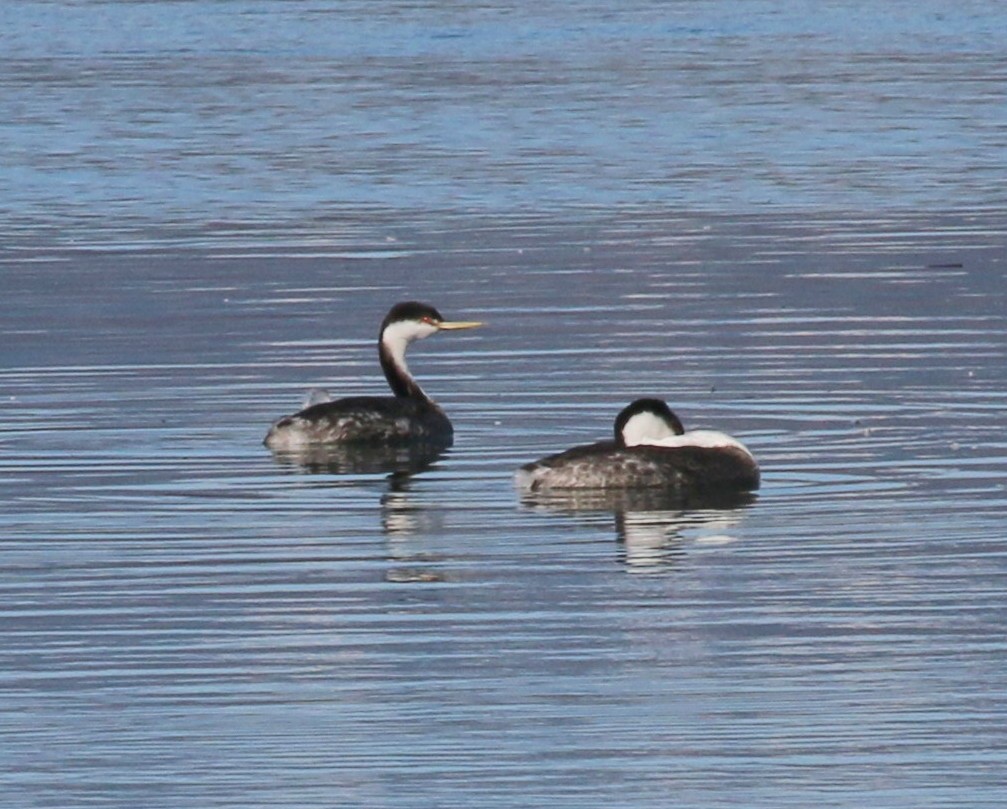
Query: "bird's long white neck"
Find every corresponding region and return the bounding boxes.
[379,320,436,400]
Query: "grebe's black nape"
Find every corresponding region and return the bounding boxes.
[516,398,759,493]
[264,301,482,449]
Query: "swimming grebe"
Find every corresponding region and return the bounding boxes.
[516,398,759,492]
[264,301,482,450]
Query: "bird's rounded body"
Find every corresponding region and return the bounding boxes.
[516,440,759,492]
[517,398,759,494]
[264,396,451,450]
[263,301,481,451]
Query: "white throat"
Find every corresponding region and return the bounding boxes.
[381,319,438,376]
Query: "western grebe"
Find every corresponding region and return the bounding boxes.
[264,301,482,450]
[516,398,759,493]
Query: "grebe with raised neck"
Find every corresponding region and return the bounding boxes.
[516,398,759,493]
[264,301,482,450]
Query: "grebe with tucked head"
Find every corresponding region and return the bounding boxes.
[516,398,759,493]
[264,301,482,450]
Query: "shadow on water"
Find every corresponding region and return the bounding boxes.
[520,488,757,573]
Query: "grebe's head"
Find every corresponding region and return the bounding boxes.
[615,398,685,447]
[380,301,483,348]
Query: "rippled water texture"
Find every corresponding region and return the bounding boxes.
[4,211,1007,807]
[2,1,1007,807]
[2,0,1005,238]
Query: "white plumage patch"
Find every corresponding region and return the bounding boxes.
[620,410,679,445]
[381,319,439,375]
[302,388,332,407]
[628,429,756,460]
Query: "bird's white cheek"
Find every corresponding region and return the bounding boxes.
[383,320,437,346]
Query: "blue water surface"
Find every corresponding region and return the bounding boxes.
[1,0,1004,242]
[1,3,1007,809]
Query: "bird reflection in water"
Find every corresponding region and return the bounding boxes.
[266,440,446,477]
[380,475,452,583]
[267,442,450,582]
[380,473,439,538]
[521,488,756,573]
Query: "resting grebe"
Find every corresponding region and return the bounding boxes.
[264,301,482,450]
[516,398,759,492]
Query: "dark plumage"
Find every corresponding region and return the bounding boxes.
[516,398,760,493]
[266,395,451,445]
[264,301,482,450]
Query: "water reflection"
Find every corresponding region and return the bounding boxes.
[380,476,440,538]
[266,441,446,476]
[269,441,451,579]
[381,477,453,582]
[522,489,756,573]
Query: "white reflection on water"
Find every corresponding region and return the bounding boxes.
[521,488,755,574]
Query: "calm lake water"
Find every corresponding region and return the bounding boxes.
[2,2,1007,808]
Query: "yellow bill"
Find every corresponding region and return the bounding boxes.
[437,320,484,331]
